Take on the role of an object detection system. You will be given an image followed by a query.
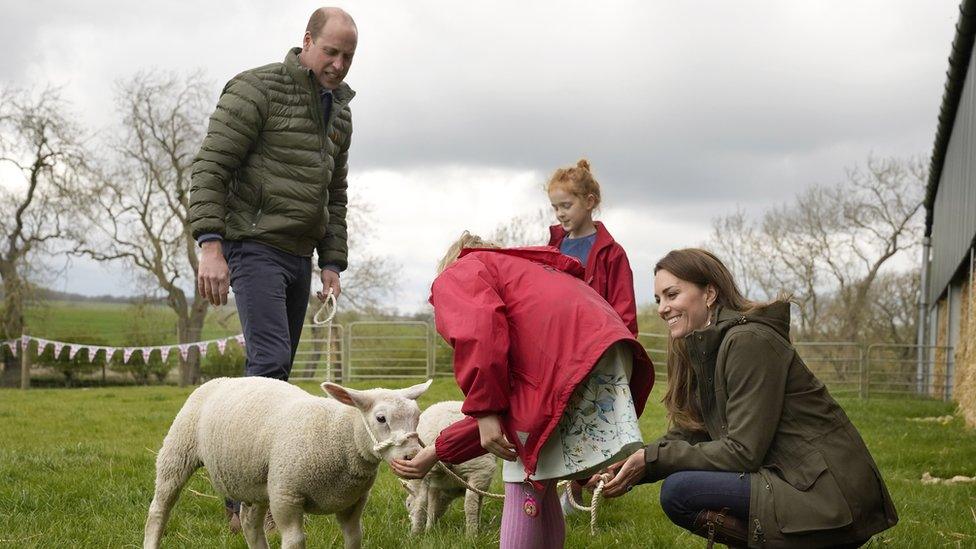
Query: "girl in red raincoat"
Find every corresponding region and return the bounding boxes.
[392,232,654,549]
[546,159,638,336]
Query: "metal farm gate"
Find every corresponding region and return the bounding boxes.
[283,321,958,402]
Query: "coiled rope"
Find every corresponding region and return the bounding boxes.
[557,475,611,536]
[403,441,609,534]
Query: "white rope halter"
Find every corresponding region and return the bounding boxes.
[357,410,420,458]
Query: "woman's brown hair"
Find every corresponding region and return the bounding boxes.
[654,248,762,432]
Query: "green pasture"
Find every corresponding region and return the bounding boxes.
[22,300,242,345]
[1,379,974,548]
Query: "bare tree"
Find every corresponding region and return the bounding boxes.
[72,71,211,385]
[708,156,925,341]
[490,208,551,247]
[0,87,87,386]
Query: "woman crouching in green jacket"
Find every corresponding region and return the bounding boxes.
[601,248,897,548]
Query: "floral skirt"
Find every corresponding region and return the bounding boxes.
[503,341,644,482]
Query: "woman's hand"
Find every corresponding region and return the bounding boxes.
[390,445,439,479]
[584,457,629,489]
[477,414,518,461]
[601,448,646,498]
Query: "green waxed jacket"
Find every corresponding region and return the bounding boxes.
[188,48,354,270]
[642,303,897,548]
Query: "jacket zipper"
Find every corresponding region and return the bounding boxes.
[251,208,262,231]
[308,72,332,229]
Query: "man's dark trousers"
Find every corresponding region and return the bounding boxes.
[224,239,311,380]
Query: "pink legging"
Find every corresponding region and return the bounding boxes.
[500,480,565,549]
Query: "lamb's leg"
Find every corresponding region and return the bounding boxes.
[143,428,200,549]
[463,489,483,536]
[240,502,270,549]
[425,487,452,532]
[409,482,429,535]
[269,501,305,549]
[335,493,369,549]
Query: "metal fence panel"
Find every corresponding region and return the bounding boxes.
[346,321,431,380]
[793,342,864,398]
[285,321,958,403]
[865,344,955,401]
[291,324,343,382]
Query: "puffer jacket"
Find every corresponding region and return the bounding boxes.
[188,48,353,270]
[641,303,898,547]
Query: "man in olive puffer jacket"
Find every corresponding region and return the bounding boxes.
[188,6,358,534]
[189,7,356,384]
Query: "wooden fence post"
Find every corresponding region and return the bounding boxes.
[20,331,30,390]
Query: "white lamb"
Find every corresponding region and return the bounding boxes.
[403,400,497,536]
[143,376,432,549]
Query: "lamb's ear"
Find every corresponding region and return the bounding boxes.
[399,379,433,401]
[321,382,374,411]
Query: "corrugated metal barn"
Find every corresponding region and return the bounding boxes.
[922,0,976,424]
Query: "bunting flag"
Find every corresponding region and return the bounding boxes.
[10,334,245,365]
[33,338,48,357]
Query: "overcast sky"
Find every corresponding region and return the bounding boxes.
[2,0,962,313]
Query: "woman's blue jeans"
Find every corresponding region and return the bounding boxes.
[659,470,751,530]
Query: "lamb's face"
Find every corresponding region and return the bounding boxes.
[321,379,432,463]
[364,394,424,463]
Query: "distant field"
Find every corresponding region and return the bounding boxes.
[21,300,242,346]
[0,379,973,547]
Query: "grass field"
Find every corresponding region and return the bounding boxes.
[22,300,242,345]
[1,379,974,548]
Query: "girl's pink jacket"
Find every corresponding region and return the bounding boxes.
[548,221,639,336]
[430,246,654,480]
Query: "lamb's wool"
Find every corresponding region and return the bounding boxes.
[405,401,497,535]
[144,376,431,549]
